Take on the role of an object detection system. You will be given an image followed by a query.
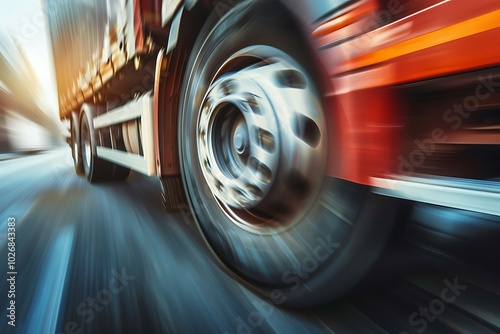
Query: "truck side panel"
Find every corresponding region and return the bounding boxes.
[45,0,138,120]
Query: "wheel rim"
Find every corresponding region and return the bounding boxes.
[82,121,91,170]
[196,46,326,231]
[72,127,79,165]
[73,141,78,162]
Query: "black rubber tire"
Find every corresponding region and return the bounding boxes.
[179,0,398,308]
[80,104,129,183]
[70,112,84,175]
[160,176,188,212]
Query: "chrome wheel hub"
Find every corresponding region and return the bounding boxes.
[197,46,326,226]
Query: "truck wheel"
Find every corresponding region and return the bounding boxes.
[70,112,84,175]
[178,1,398,307]
[80,104,127,182]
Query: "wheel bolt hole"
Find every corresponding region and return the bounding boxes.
[221,80,238,96]
[246,95,262,115]
[275,69,307,89]
[202,97,216,115]
[233,188,246,201]
[233,188,254,204]
[252,127,276,153]
[245,184,263,201]
[249,157,272,184]
[204,158,212,170]
[291,114,321,148]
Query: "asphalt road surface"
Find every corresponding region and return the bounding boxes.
[1,148,499,334]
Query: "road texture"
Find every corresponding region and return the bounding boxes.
[1,148,499,334]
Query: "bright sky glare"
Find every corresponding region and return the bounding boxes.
[0,0,59,120]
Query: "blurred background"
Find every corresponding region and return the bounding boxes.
[0,1,65,156]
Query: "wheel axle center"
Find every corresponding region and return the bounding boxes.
[233,125,248,155]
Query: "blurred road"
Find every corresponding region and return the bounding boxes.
[1,148,499,334]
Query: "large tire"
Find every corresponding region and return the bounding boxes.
[178,0,398,308]
[70,112,84,175]
[80,104,130,182]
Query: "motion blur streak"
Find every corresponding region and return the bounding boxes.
[0,148,328,333]
[0,27,64,154]
[342,8,500,72]
[26,226,74,334]
[0,148,499,333]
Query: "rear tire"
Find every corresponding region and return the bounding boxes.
[70,112,84,175]
[179,0,398,307]
[80,104,130,182]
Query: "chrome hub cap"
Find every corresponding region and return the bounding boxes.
[197,46,326,228]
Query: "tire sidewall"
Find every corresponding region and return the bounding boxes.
[80,110,94,180]
[71,112,84,174]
